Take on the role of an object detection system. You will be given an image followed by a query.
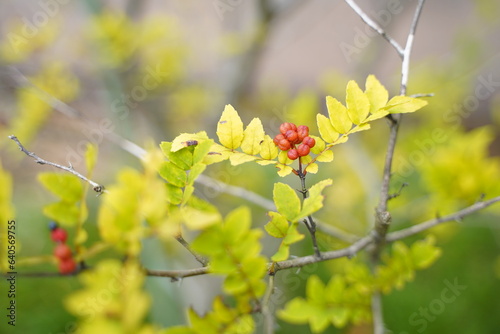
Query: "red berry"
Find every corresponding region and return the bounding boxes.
[285,130,299,144]
[302,136,316,148]
[297,144,311,157]
[51,228,68,243]
[273,134,285,145]
[297,125,309,141]
[59,258,77,275]
[279,122,297,134]
[278,139,291,151]
[54,244,72,260]
[287,149,299,160]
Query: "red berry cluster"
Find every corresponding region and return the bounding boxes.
[49,221,77,275]
[273,122,316,160]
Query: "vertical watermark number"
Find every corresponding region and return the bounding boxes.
[6,219,17,327]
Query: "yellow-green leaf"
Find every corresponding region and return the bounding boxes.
[202,143,231,165]
[326,96,352,133]
[43,201,80,226]
[241,118,265,155]
[229,152,258,165]
[216,104,244,149]
[349,123,371,134]
[365,75,388,113]
[300,179,333,218]
[260,135,278,160]
[276,164,294,177]
[304,163,318,174]
[383,96,428,114]
[315,150,334,163]
[171,131,210,152]
[346,80,370,124]
[273,182,301,221]
[316,114,339,143]
[265,212,289,238]
[159,161,187,187]
[310,135,325,154]
[38,173,83,202]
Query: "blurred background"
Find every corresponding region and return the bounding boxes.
[1,0,500,333]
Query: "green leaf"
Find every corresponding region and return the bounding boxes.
[187,163,206,185]
[192,139,214,165]
[410,235,442,269]
[241,118,265,155]
[316,113,339,143]
[299,179,333,218]
[259,135,278,160]
[365,75,388,113]
[170,131,210,152]
[282,222,305,245]
[383,96,428,114]
[181,206,220,230]
[43,201,80,226]
[216,104,244,149]
[278,298,312,323]
[265,212,289,238]
[306,275,325,303]
[273,182,301,221]
[271,243,290,262]
[326,96,352,133]
[346,80,370,124]
[168,146,194,170]
[38,173,83,202]
[224,206,251,241]
[165,183,183,205]
[304,163,318,174]
[159,161,187,187]
[85,143,98,174]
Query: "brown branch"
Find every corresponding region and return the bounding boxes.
[8,135,105,194]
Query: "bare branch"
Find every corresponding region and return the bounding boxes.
[387,195,500,242]
[371,292,385,334]
[8,135,105,194]
[344,0,404,57]
[269,234,374,274]
[175,234,209,267]
[400,0,426,96]
[262,275,276,334]
[145,267,209,280]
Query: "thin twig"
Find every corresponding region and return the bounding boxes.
[8,135,105,194]
[145,267,209,280]
[175,234,209,266]
[386,195,500,242]
[344,0,404,57]
[262,274,276,334]
[400,0,427,96]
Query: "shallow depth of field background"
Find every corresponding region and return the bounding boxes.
[1,0,500,333]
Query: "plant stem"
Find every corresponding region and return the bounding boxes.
[297,159,321,258]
